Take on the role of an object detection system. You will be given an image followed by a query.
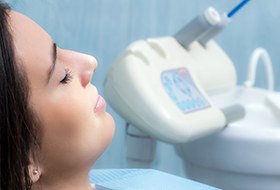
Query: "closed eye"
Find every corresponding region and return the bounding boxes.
[60,68,73,84]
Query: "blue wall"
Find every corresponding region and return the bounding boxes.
[6,0,280,177]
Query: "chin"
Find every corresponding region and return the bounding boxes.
[95,112,115,154]
[104,112,115,144]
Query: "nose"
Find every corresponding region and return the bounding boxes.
[79,54,97,88]
[60,49,97,87]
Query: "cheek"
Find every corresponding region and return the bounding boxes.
[37,90,96,163]
[33,83,115,168]
[43,91,92,137]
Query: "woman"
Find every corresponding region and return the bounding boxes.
[0,2,115,190]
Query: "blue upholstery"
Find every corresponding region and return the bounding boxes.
[89,169,220,190]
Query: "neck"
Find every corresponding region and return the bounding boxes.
[33,169,94,190]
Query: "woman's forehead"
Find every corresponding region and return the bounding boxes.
[9,11,51,55]
[9,11,53,87]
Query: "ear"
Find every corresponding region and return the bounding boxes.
[28,163,41,183]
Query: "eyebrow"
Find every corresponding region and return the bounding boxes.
[47,42,57,83]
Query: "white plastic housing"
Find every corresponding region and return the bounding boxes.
[104,37,236,143]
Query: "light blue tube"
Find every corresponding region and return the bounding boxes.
[175,15,212,48]
[174,7,221,49]
[198,14,231,46]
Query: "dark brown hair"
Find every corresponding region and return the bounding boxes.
[0,2,41,189]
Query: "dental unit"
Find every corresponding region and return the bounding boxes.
[104,1,250,143]
[103,0,280,189]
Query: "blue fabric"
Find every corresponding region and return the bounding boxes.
[89,169,220,190]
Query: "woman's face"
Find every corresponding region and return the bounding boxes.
[9,11,115,174]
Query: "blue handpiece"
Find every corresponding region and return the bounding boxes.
[228,0,251,18]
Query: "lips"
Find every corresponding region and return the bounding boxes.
[94,95,106,113]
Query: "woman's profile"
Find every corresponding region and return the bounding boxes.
[0,2,115,189]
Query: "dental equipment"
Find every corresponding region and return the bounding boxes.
[244,48,274,91]
[227,0,251,18]
[104,2,251,143]
[176,0,251,47]
[174,7,221,49]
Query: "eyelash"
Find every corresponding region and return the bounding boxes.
[60,69,73,84]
